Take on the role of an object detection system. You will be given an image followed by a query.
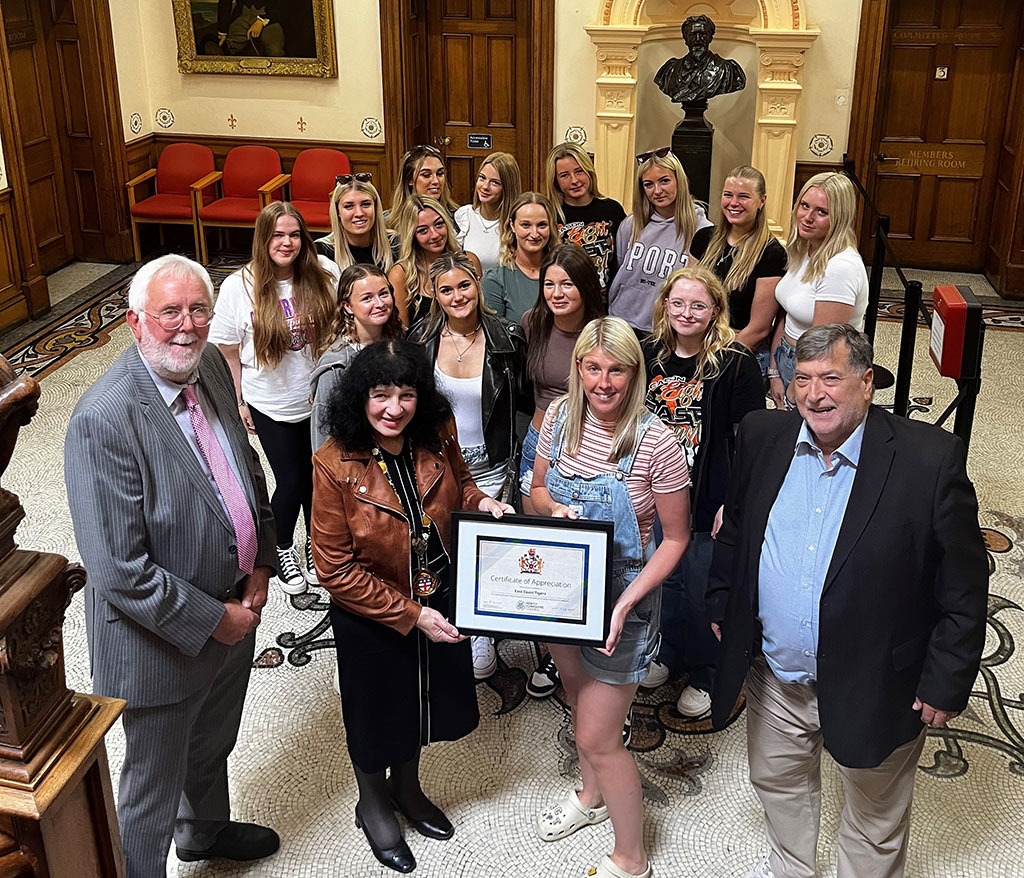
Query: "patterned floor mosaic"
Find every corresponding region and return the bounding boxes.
[7,285,1024,876]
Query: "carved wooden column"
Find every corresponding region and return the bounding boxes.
[751,30,819,237]
[585,26,645,205]
[0,359,124,877]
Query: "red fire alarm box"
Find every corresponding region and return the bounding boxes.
[930,285,982,380]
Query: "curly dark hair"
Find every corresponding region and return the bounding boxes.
[323,339,453,452]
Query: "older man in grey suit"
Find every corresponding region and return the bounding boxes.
[65,254,279,877]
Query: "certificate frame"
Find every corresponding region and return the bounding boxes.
[450,511,614,647]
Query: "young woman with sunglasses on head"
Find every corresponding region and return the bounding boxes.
[316,174,400,273]
[608,148,711,335]
[454,152,522,273]
[310,264,405,454]
[638,265,763,715]
[531,317,689,878]
[770,171,867,407]
[387,145,460,232]
[689,166,786,381]
[543,143,626,296]
[209,201,340,595]
[482,191,559,324]
[388,195,482,329]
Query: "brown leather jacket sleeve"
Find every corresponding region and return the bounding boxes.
[311,453,422,635]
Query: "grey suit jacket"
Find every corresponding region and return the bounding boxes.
[65,344,276,708]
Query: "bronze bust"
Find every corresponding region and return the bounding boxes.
[654,15,746,106]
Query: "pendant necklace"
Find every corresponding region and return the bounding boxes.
[371,444,440,596]
[443,323,480,363]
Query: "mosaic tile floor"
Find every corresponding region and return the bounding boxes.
[10,311,1024,877]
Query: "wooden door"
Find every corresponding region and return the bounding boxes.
[425,0,532,204]
[2,0,74,275]
[869,0,1019,269]
[985,8,1024,295]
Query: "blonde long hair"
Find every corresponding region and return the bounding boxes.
[649,265,735,381]
[389,145,458,229]
[498,191,558,268]
[630,152,698,248]
[700,166,774,294]
[320,178,397,272]
[553,317,649,462]
[543,142,604,222]
[472,152,522,226]
[246,201,337,368]
[394,195,460,316]
[786,172,858,283]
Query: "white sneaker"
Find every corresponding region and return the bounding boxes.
[275,544,307,595]
[471,636,497,679]
[639,660,670,689]
[675,684,711,717]
[743,855,775,878]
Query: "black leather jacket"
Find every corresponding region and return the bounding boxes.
[408,312,529,467]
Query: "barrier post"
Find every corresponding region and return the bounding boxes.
[892,280,922,417]
[865,215,889,344]
[952,318,985,455]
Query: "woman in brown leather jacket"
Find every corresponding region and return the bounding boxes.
[310,339,512,873]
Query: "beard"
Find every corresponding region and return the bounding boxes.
[137,329,204,382]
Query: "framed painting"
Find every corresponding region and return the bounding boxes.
[172,0,337,77]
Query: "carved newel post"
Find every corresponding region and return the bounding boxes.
[0,357,124,877]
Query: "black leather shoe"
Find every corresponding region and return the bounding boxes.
[390,795,454,840]
[355,808,416,873]
[176,821,280,862]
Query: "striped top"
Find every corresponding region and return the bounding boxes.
[537,402,691,546]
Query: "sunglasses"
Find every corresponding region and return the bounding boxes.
[410,144,442,159]
[636,146,672,165]
[336,173,373,185]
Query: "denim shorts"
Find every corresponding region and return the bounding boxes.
[774,336,797,389]
[579,565,662,686]
[518,422,540,497]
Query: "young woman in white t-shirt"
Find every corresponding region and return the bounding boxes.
[770,172,868,407]
[209,201,340,594]
[454,151,522,273]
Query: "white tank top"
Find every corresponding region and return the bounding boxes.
[434,364,486,447]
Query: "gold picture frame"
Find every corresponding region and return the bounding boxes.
[173,0,337,77]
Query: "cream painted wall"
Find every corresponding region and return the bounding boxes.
[552,0,863,168]
[111,0,385,144]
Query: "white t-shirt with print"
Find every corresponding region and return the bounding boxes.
[208,255,341,423]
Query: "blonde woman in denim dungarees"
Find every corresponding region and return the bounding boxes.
[530,317,691,878]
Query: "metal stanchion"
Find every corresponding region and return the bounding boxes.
[865,215,888,344]
[892,280,922,418]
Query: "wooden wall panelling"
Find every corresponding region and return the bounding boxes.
[0,191,29,328]
[0,8,48,322]
[793,162,844,205]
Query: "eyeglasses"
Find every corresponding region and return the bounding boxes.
[410,144,442,159]
[636,146,672,165]
[666,300,711,315]
[336,173,373,185]
[146,306,214,330]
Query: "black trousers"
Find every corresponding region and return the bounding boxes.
[248,404,312,548]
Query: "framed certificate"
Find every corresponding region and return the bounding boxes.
[450,511,614,646]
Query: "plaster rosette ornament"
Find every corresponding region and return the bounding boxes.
[361,117,382,139]
[565,126,587,146]
[155,108,175,129]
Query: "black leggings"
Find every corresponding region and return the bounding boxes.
[248,404,312,549]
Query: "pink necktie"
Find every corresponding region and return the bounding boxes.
[182,385,258,574]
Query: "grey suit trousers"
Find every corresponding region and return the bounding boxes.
[118,631,254,878]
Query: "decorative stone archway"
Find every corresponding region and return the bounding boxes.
[586,0,818,235]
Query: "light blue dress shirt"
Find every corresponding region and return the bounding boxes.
[758,416,866,685]
[140,358,245,523]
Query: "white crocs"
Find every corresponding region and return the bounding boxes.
[536,790,609,842]
[588,854,653,878]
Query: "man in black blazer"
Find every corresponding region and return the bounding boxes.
[707,324,987,878]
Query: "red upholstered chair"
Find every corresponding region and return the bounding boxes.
[192,145,284,264]
[126,143,216,262]
[262,148,352,232]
